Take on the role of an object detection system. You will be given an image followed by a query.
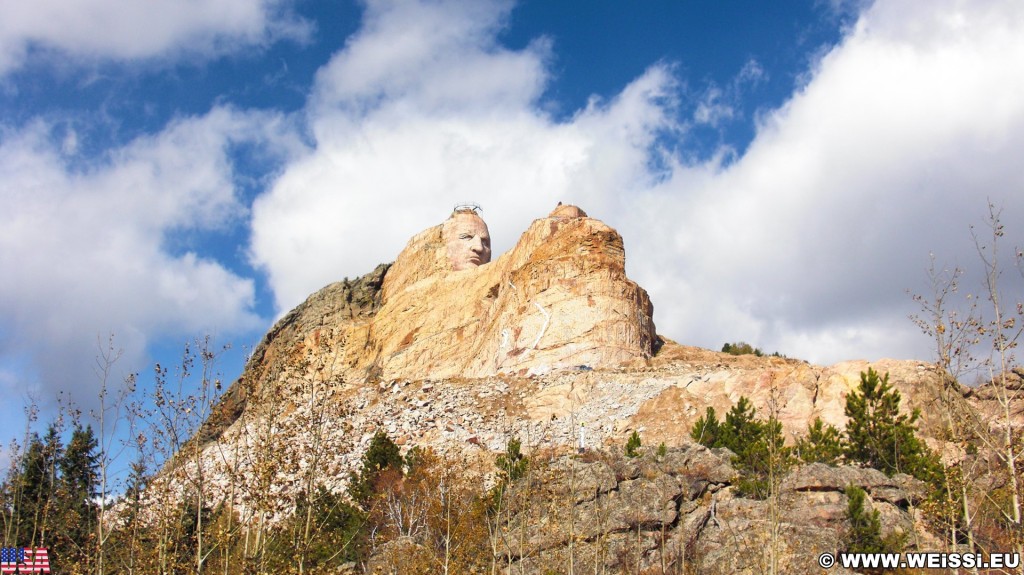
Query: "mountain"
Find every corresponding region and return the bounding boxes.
[146,204,1006,573]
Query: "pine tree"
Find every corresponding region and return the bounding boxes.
[625,430,642,458]
[494,438,528,484]
[348,430,404,507]
[844,485,887,555]
[734,414,793,499]
[844,369,941,485]
[55,424,100,569]
[489,437,529,517]
[690,407,722,448]
[721,396,761,453]
[694,397,793,499]
[270,486,367,571]
[796,417,844,464]
[14,426,62,546]
[115,457,150,573]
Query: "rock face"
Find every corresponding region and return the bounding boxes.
[364,206,655,380]
[202,204,657,444]
[200,204,657,445]
[357,204,657,380]
[492,447,931,575]
[189,204,983,498]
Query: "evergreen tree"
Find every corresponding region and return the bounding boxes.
[348,430,404,507]
[690,407,722,448]
[494,438,528,484]
[844,369,942,485]
[14,427,62,546]
[692,397,793,499]
[844,485,886,554]
[60,425,99,497]
[721,396,761,453]
[490,438,529,511]
[114,457,150,572]
[271,486,367,571]
[843,484,903,566]
[797,417,844,465]
[625,430,642,458]
[54,424,100,570]
[733,414,793,499]
[721,341,765,356]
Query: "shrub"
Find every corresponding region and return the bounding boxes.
[495,437,528,483]
[722,341,761,356]
[625,430,642,458]
[691,396,792,499]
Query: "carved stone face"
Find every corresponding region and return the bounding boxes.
[443,212,491,271]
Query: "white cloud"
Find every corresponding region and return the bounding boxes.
[250,0,677,314]
[624,0,1024,363]
[0,106,296,404]
[252,0,1024,368]
[0,0,311,76]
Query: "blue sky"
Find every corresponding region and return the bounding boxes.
[3,0,1024,470]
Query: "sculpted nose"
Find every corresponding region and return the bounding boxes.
[470,237,483,253]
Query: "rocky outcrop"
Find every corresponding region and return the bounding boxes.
[492,446,930,575]
[203,205,657,443]
[637,344,962,448]
[173,337,975,530]
[359,205,657,380]
[196,263,390,445]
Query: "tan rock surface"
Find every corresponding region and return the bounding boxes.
[339,205,657,381]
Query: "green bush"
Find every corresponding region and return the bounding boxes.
[495,437,528,483]
[348,430,404,507]
[625,430,642,458]
[722,341,762,356]
[267,487,367,571]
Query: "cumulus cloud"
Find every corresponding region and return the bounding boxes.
[252,0,1024,367]
[0,107,297,405]
[624,0,1024,363]
[0,0,311,76]
[250,0,676,312]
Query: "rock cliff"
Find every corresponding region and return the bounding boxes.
[477,447,931,575]
[364,205,657,380]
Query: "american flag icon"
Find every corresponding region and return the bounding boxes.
[0,547,50,573]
